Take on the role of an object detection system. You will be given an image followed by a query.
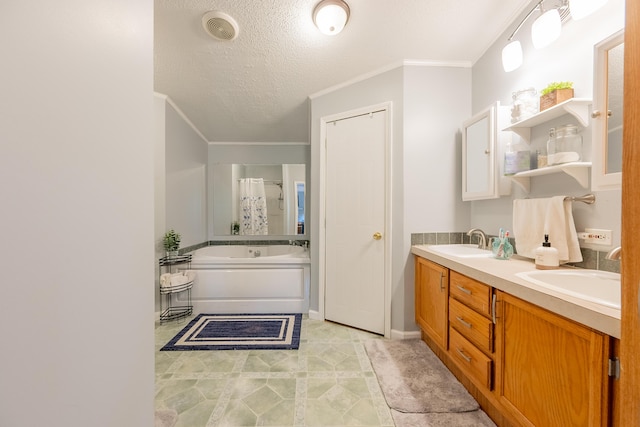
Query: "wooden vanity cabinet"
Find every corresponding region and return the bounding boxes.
[414,256,449,349]
[413,255,617,427]
[494,291,609,427]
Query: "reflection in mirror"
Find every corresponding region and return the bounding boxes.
[212,164,305,236]
[592,29,624,191]
[606,42,623,174]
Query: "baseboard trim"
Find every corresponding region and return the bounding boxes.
[308,310,323,321]
[390,329,422,340]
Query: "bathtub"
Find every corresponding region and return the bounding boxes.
[176,244,310,314]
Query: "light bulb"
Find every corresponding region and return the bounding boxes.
[531,9,561,49]
[570,0,609,20]
[502,40,523,72]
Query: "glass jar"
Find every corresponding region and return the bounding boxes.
[511,87,538,123]
[544,128,555,167]
[549,124,582,165]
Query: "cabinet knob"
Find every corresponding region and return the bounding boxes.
[373,232,382,240]
[591,110,601,118]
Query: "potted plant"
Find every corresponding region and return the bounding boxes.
[163,229,181,257]
[231,221,240,235]
[539,81,574,111]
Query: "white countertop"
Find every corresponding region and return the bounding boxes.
[411,244,620,338]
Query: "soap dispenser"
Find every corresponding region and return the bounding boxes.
[535,234,559,270]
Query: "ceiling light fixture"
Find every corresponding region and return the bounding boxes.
[313,0,350,36]
[569,0,609,20]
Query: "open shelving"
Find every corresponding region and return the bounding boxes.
[508,162,592,193]
[503,98,592,142]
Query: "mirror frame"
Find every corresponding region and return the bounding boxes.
[591,29,624,191]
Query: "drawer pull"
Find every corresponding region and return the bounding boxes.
[456,347,472,363]
[456,316,473,329]
[439,272,445,292]
[492,294,497,324]
[456,285,472,295]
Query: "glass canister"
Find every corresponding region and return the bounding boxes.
[511,87,538,123]
[549,124,582,165]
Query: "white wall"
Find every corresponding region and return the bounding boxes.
[0,1,154,426]
[163,98,209,249]
[470,0,625,246]
[402,65,472,329]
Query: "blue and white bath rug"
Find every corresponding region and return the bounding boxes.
[160,313,302,351]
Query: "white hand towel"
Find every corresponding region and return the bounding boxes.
[544,196,582,263]
[513,197,582,263]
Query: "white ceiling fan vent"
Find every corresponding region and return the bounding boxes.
[202,11,239,41]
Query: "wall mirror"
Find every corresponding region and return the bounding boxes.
[211,163,305,236]
[591,29,624,191]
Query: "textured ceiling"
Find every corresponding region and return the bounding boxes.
[154,0,532,143]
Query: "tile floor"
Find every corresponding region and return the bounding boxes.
[155,315,395,427]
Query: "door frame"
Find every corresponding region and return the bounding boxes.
[318,102,393,338]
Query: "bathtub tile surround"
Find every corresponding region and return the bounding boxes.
[155,316,394,427]
[179,240,310,255]
[412,232,620,274]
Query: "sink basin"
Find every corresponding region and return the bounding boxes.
[516,269,621,309]
[429,244,493,258]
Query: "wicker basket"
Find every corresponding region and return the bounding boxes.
[540,88,574,111]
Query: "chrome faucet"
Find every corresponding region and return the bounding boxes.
[606,246,621,261]
[467,228,488,249]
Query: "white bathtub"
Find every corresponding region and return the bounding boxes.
[178,244,310,314]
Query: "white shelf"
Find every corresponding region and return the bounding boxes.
[508,162,592,193]
[503,98,592,142]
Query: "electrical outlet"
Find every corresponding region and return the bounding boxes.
[581,228,613,245]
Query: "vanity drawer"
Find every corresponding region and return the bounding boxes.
[449,271,492,316]
[449,298,493,353]
[449,327,492,389]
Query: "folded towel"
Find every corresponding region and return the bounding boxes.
[513,196,582,263]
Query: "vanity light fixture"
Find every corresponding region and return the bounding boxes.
[502,40,523,72]
[501,0,571,72]
[313,0,350,36]
[570,0,609,20]
[531,7,562,48]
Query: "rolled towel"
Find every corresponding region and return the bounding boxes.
[160,273,172,287]
[170,272,189,286]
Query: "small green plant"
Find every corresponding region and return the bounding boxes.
[163,229,181,252]
[540,81,573,96]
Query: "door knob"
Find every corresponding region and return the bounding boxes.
[373,232,382,240]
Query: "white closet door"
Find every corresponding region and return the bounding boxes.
[325,110,386,334]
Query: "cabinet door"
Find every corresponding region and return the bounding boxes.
[414,256,448,349]
[462,102,511,201]
[494,291,607,427]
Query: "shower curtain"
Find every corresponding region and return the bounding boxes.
[238,178,269,235]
